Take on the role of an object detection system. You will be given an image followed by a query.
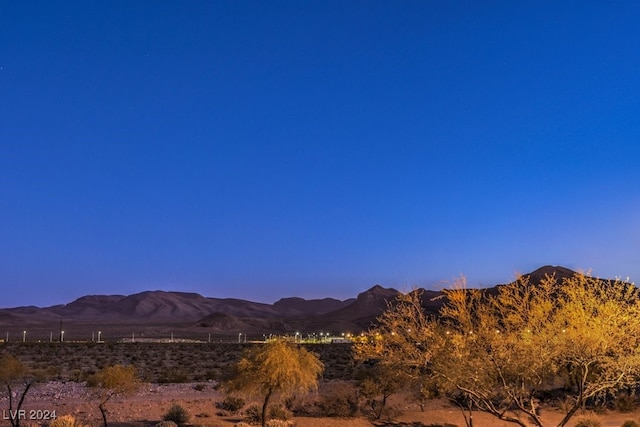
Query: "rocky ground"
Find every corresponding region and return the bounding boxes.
[2,381,223,426]
[3,381,640,427]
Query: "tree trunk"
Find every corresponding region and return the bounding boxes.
[451,396,473,427]
[14,382,32,427]
[376,394,389,419]
[99,402,108,427]
[557,400,582,427]
[7,385,16,427]
[261,388,273,427]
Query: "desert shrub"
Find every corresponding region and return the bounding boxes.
[70,369,83,382]
[85,374,99,387]
[243,405,261,424]
[622,421,639,427]
[218,396,246,414]
[49,415,88,427]
[265,420,295,427]
[574,417,602,427]
[284,394,317,416]
[155,422,178,427]
[377,405,402,423]
[555,396,575,414]
[205,369,219,380]
[193,383,206,392]
[318,382,359,417]
[616,393,638,413]
[592,401,608,415]
[268,404,291,421]
[159,367,189,383]
[163,404,190,426]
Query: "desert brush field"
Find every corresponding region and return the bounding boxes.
[3,342,640,427]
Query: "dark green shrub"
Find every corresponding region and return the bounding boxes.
[163,404,190,426]
[622,421,639,427]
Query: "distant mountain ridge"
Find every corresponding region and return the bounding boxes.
[7,291,346,322]
[0,266,610,337]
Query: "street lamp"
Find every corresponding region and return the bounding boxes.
[238,333,242,344]
[98,331,102,342]
[61,331,65,342]
[23,331,26,342]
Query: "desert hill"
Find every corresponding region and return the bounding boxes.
[0,266,608,340]
[272,297,354,316]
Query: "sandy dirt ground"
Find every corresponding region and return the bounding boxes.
[5,382,640,427]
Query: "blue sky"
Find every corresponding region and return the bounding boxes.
[1,1,639,308]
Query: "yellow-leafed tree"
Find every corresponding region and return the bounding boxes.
[88,364,139,427]
[0,354,35,427]
[225,340,323,427]
[356,272,640,427]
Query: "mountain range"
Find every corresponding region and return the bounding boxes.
[0,266,586,340]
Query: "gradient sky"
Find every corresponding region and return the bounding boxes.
[2,1,639,308]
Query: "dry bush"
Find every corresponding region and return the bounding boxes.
[574,416,602,427]
[1,341,355,384]
[48,415,88,427]
[265,420,296,427]
[163,403,190,426]
[317,381,359,418]
[284,393,317,416]
[217,396,246,414]
[243,405,262,424]
[616,393,638,413]
[268,404,292,421]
